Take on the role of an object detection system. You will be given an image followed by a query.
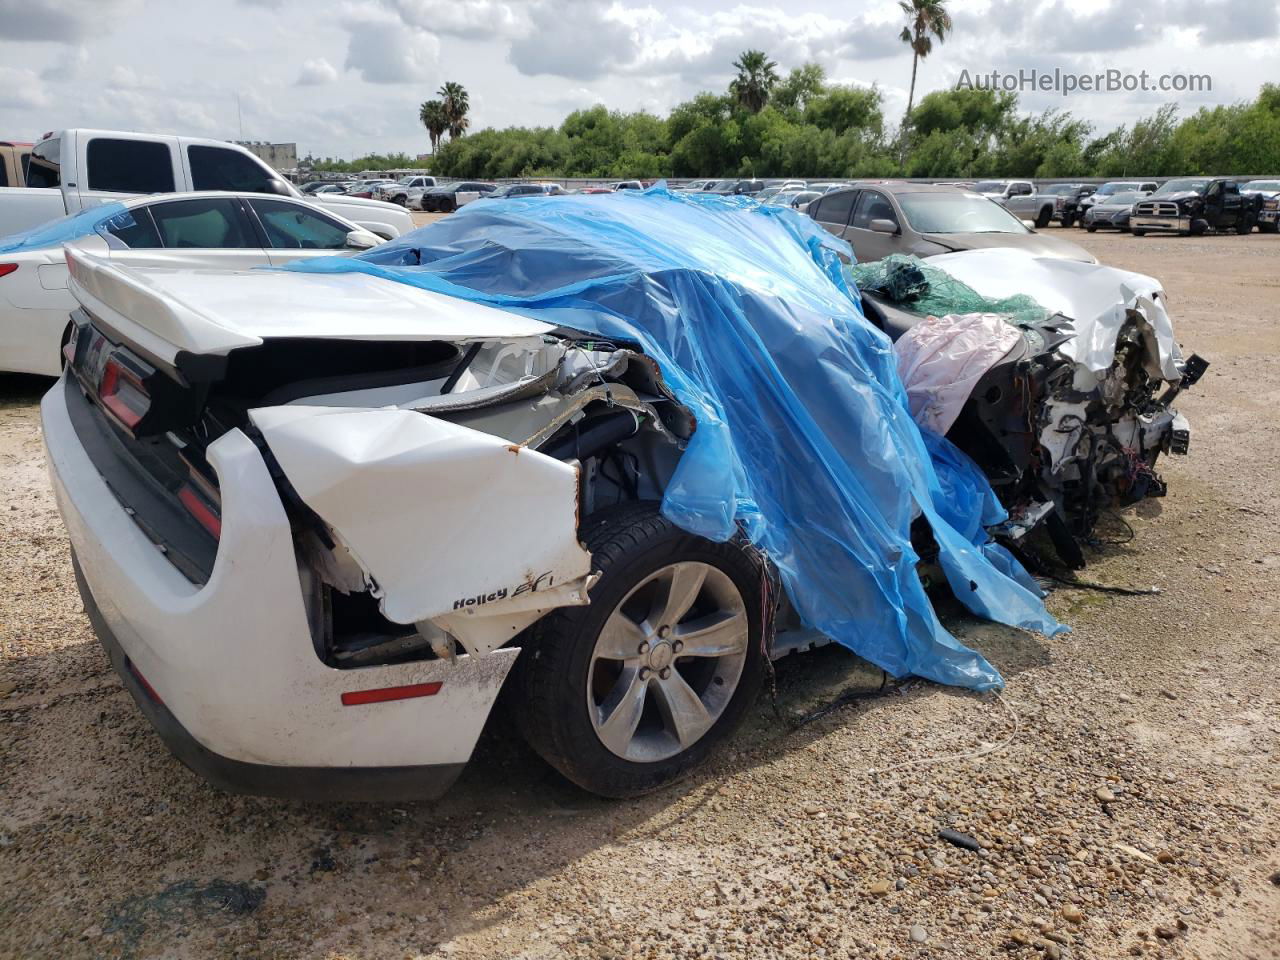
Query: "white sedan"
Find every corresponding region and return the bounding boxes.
[0,192,381,376]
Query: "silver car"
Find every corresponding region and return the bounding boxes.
[808,183,1096,264]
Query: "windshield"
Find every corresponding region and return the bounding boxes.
[1095,182,1140,197]
[1153,179,1209,196]
[972,181,1005,193]
[1101,192,1142,205]
[1245,180,1280,191]
[898,193,1029,234]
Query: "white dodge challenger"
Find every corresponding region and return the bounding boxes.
[44,237,1200,800]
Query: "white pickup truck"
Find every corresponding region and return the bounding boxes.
[5,129,415,240]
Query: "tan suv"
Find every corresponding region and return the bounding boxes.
[0,141,33,188]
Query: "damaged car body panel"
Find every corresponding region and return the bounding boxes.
[249,403,595,657]
[852,249,1206,567]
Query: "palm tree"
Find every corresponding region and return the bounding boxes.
[898,0,952,121]
[419,99,447,154]
[438,81,470,140]
[730,50,779,113]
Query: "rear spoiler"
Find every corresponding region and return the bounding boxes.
[64,242,261,382]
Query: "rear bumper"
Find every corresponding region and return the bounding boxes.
[1131,215,1190,233]
[76,556,466,801]
[43,374,518,800]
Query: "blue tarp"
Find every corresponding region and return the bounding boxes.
[285,188,1066,690]
[0,202,130,254]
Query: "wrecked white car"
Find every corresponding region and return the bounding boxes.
[44,194,1202,801]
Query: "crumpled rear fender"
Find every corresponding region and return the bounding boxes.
[250,404,594,656]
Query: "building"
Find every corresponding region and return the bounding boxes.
[233,141,298,172]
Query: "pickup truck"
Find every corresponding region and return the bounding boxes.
[971,180,1063,228]
[0,141,32,189]
[5,130,415,240]
[1130,177,1262,236]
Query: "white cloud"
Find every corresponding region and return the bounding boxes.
[391,0,523,39]
[297,57,339,85]
[0,68,53,109]
[342,12,441,84]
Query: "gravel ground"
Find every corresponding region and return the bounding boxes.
[1,229,1277,960]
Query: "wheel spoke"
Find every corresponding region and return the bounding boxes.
[673,610,748,658]
[653,563,707,628]
[595,609,648,661]
[595,669,649,756]
[652,671,714,748]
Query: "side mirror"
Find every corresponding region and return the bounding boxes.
[869,218,898,234]
[267,179,294,197]
[344,230,380,250]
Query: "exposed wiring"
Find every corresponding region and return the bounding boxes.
[791,670,890,728]
[1040,573,1161,596]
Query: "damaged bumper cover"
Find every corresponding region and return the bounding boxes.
[43,376,519,799]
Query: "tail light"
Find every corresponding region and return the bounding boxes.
[98,356,150,430]
[0,263,17,278]
[178,483,222,540]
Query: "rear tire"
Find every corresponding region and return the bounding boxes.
[1035,206,1053,228]
[1131,229,1146,237]
[1086,224,1097,233]
[1260,221,1279,234]
[509,503,766,798]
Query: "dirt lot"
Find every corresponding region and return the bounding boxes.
[1,229,1278,960]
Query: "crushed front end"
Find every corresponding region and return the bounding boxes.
[852,251,1207,567]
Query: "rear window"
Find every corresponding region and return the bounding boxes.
[26,138,61,188]
[188,145,277,193]
[87,138,176,193]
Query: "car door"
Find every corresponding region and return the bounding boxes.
[809,189,858,241]
[75,133,180,210]
[244,197,362,266]
[844,189,900,261]
[181,141,282,194]
[100,196,269,271]
[1219,182,1243,226]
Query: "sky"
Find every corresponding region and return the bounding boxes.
[0,0,1277,161]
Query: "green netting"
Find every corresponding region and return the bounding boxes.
[848,254,1051,326]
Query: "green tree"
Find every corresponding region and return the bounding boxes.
[773,63,827,112]
[419,99,448,154]
[730,50,779,113]
[898,0,953,121]
[439,81,471,140]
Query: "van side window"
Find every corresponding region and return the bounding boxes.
[87,138,176,193]
[188,145,277,193]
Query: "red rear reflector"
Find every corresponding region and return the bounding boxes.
[340,682,443,706]
[126,659,163,705]
[178,484,222,540]
[0,263,17,278]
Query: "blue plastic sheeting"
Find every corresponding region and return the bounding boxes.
[286,188,1066,690]
[0,202,129,254]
